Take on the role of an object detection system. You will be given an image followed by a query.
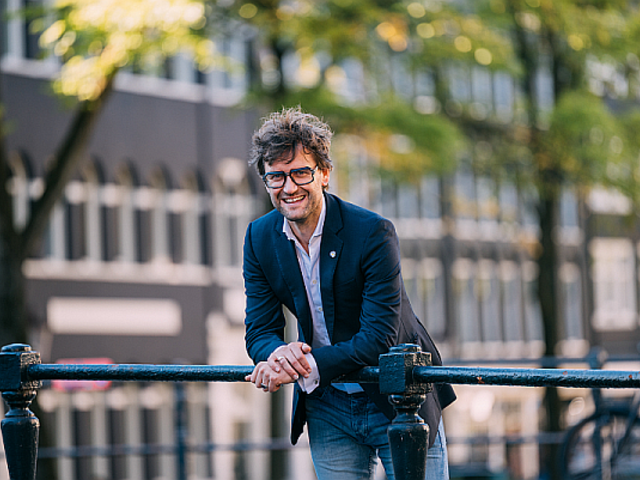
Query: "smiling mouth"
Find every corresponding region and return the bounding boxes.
[283,195,305,204]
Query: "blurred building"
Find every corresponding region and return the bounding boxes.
[2,4,640,480]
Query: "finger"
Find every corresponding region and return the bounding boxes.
[289,343,312,374]
[286,349,311,377]
[276,356,300,380]
[267,356,282,374]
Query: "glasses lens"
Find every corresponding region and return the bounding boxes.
[264,167,316,188]
[291,168,314,184]
[265,173,284,188]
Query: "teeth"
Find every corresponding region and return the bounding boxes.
[284,196,304,203]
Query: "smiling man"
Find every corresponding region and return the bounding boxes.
[243,107,456,480]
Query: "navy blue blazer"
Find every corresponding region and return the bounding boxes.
[243,193,455,446]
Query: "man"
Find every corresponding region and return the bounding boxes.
[243,107,455,480]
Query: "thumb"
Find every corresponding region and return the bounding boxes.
[301,343,312,353]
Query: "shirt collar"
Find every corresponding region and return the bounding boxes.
[283,194,326,242]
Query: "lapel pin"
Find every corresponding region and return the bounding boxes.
[329,251,336,258]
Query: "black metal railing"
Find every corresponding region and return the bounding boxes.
[3,342,640,480]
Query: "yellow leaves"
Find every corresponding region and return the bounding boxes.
[515,12,541,32]
[490,0,505,14]
[568,34,584,51]
[54,31,77,56]
[474,48,492,66]
[417,23,435,39]
[43,0,211,101]
[57,56,108,101]
[454,35,472,53]
[376,20,408,52]
[40,20,66,47]
[407,2,426,19]
[239,3,258,19]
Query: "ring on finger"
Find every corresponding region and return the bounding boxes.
[277,356,285,362]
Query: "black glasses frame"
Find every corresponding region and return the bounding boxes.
[262,167,318,189]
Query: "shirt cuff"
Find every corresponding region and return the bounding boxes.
[297,352,320,393]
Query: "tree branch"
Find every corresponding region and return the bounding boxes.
[20,74,116,259]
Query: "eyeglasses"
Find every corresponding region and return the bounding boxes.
[262,167,318,189]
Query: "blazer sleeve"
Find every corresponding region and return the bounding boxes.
[311,218,404,385]
[243,222,287,363]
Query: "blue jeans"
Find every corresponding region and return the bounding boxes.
[306,386,449,480]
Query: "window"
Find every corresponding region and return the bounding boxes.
[207,31,250,106]
[560,262,584,340]
[43,196,66,260]
[64,181,86,260]
[148,170,171,264]
[453,258,481,351]
[501,261,524,344]
[522,261,544,352]
[22,0,41,59]
[397,183,420,220]
[590,238,637,331]
[453,164,477,239]
[420,176,440,220]
[114,165,137,263]
[493,72,514,122]
[402,258,447,342]
[559,187,582,245]
[520,186,540,238]
[471,66,492,120]
[213,158,254,270]
[477,175,499,239]
[7,152,30,230]
[174,173,209,266]
[334,135,372,209]
[82,165,103,262]
[478,260,501,344]
[499,182,518,225]
[379,179,398,220]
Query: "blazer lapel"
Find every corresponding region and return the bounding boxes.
[273,218,314,345]
[320,194,344,341]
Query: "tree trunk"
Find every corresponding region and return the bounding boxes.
[537,188,563,480]
[0,75,116,349]
[0,231,28,345]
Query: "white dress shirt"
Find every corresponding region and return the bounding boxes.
[283,196,362,394]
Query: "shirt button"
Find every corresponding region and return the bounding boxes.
[312,279,317,285]
[318,307,323,312]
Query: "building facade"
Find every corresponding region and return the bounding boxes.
[2,4,640,480]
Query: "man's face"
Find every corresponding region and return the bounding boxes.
[264,147,330,228]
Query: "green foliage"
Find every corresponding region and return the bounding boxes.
[274,87,463,182]
[35,0,213,101]
[542,91,622,185]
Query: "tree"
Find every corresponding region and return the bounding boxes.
[225,1,640,478]
[0,0,215,345]
[222,0,465,177]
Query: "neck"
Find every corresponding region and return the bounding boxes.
[288,214,319,253]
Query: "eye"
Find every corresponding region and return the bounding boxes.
[268,172,284,180]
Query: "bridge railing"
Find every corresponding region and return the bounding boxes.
[2,342,640,480]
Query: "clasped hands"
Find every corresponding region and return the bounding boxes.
[245,342,312,392]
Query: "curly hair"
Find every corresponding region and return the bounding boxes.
[249,107,333,176]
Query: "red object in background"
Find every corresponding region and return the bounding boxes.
[51,358,114,391]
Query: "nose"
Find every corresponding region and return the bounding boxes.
[282,174,298,193]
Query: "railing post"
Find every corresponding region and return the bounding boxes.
[0,344,42,480]
[175,382,188,480]
[379,343,432,480]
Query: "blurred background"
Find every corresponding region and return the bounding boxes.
[2,0,640,479]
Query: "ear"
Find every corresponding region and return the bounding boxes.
[319,168,330,187]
